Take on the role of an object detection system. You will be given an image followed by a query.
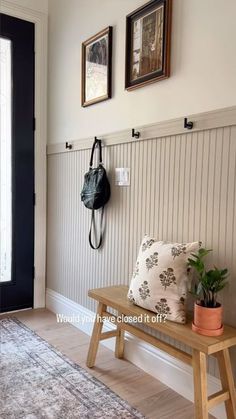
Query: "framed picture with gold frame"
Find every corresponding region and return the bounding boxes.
[125,0,172,90]
[82,26,112,107]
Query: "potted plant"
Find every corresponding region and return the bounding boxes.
[188,248,228,336]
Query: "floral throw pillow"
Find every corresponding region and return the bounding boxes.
[127,236,201,324]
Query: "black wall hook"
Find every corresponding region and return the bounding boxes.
[65,141,72,150]
[94,136,102,145]
[184,117,193,130]
[132,128,140,139]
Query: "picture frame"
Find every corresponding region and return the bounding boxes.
[125,0,172,90]
[82,26,112,107]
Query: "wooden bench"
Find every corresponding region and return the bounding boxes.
[86,285,236,419]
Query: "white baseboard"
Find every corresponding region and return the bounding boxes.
[46,288,226,419]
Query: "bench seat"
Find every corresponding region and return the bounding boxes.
[87,285,236,419]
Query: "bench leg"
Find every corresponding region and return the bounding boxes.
[86,302,106,368]
[192,349,208,419]
[115,312,124,359]
[216,349,236,419]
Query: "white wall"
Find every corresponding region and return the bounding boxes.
[5,0,48,13]
[48,0,236,144]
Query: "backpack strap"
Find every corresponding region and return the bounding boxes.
[89,137,102,168]
[89,207,104,250]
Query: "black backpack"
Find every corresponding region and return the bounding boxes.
[81,138,110,249]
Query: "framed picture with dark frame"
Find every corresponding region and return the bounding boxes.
[81,26,112,107]
[125,0,172,90]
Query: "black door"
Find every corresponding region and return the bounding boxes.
[0,14,35,312]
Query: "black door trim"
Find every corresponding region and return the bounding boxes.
[0,13,35,312]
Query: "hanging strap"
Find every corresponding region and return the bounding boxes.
[89,137,102,168]
[89,207,104,250]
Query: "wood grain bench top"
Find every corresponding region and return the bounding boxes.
[88,285,236,355]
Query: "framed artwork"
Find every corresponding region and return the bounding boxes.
[125,0,172,90]
[81,26,112,107]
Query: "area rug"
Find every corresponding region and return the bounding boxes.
[0,318,145,418]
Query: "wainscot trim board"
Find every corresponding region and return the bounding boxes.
[47,105,236,155]
[46,288,226,419]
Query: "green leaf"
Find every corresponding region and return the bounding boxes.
[220,268,228,276]
[196,282,203,296]
[198,248,212,258]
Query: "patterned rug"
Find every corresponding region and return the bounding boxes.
[0,318,144,418]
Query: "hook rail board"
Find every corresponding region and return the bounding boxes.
[47,106,236,155]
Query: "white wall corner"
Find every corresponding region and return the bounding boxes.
[46,288,226,419]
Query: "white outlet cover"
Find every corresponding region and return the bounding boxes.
[115,168,130,186]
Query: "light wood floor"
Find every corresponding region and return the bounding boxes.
[1,308,215,419]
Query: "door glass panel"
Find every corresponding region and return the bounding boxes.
[0,37,12,283]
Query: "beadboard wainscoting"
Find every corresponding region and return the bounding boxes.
[47,107,236,416]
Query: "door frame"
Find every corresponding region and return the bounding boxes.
[0,1,47,308]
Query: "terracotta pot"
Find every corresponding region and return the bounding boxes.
[192,302,224,336]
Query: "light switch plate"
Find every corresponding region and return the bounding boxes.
[115,168,130,186]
